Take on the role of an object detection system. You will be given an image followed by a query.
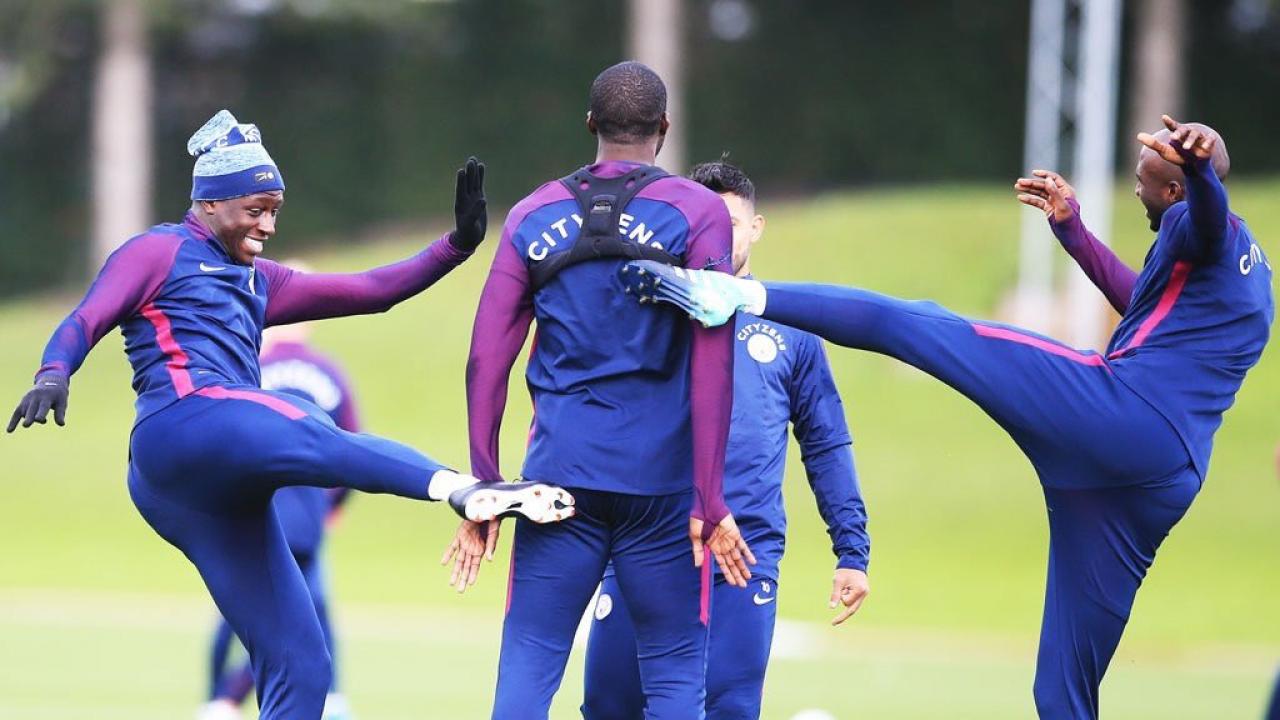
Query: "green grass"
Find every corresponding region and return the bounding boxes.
[1,180,1278,718]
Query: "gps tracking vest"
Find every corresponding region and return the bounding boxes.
[528,166,681,290]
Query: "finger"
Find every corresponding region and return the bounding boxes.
[715,536,751,585]
[1014,178,1050,195]
[465,156,478,191]
[1016,194,1047,212]
[476,160,486,192]
[53,398,66,426]
[832,599,861,626]
[7,402,25,433]
[690,536,704,568]
[453,550,468,586]
[484,519,500,560]
[716,549,743,587]
[1136,133,1181,164]
[441,539,460,566]
[466,553,481,588]
[1182,128,1200,151]
[455,166,466,204]
[739,537,757,566]
[829,583,842,609]
[1162,114,1179,132]
[22,395,43,427]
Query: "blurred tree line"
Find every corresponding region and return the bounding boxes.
[1,0,1277,296]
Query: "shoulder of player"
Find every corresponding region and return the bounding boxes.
[504,180,574,234]
[103,225,188,279]
[638,175,727,227]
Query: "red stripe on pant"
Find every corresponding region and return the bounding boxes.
[194,386,308,420]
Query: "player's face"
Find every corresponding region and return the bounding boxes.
[721,192,765,276]
[200,191,284,265]
[1134,151,1179,232]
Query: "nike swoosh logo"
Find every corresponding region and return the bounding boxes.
[200,262,226,272]
[752,593,775,606]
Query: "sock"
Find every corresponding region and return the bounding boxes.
[739,277,767,315]
[427,469,480,501]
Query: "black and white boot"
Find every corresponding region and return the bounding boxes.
[448,479,575,523]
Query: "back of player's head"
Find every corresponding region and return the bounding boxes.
[689,159,756,204]
[589,61,667,145]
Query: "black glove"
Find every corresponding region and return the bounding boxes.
[449,156,488,253]
[8,372,69,433]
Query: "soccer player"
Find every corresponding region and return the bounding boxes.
[7,109,572,719]
[461,62,754,718]
[580,160,871,720]
[200,296,360,720]
[620,116,1270,719]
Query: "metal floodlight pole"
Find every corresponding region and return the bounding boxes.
[1067,0,1122,348]
[1016,0,1068,333]
[628,0,686,173]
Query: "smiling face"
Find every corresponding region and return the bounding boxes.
[196,191,284,264]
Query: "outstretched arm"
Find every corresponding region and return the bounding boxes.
[259,238,471,326]
[9,232,181,432]
[790,338,870,624]
[1016,170,1138,314]
[261,158,487,326]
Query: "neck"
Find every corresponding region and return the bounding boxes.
[735,261,752,278]
[595,139,658,165]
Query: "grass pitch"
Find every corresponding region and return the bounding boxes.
[1,180,1277,718]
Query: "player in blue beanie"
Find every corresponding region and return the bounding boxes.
[8,109,573,718]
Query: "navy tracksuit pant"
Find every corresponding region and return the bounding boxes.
[760,283,1200,720]
[128,385,445,719]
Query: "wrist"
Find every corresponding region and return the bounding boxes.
[34,368,69,386]
[443,231,477,259]
[1182,155,1213,177]
[836,556,868,573]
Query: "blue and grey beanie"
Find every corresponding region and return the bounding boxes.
[188,109,285,200]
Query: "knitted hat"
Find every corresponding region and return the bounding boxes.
[188,109,285,200]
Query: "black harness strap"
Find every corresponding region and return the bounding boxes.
[528,166,681,290]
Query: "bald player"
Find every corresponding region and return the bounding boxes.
[618,116,1270,719]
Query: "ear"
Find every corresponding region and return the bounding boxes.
[750,214,766,244]
[586,111,598,136]
[198,200,217,215]
[658,112,670,137]
[1166,179,1184,205]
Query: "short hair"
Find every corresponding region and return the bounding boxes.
[689,158,756,204]
[589,61,667,144]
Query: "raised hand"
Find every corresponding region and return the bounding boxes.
[7,372,69,433]
[829,568,870,626]
[449,156,488,253]
[440,518,501,593]
[1137,114,1218,166]
[690,513,757,588]
[1015,169,1078,224]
